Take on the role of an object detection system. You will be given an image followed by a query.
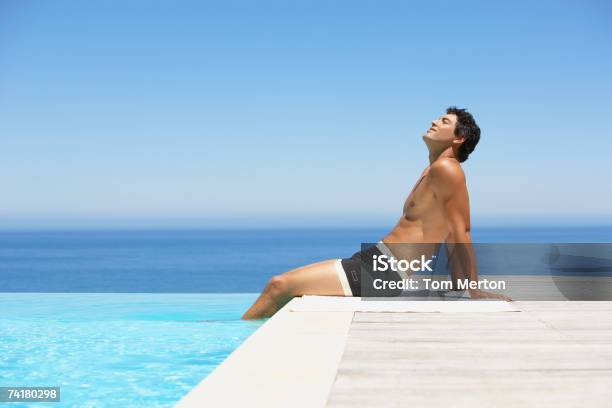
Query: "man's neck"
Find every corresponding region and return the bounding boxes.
[428,146,457,164]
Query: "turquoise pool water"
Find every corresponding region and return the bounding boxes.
[0,293,262,407]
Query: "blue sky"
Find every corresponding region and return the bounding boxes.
[1,0,611,228]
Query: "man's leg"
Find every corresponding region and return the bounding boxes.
[242,259,346,320]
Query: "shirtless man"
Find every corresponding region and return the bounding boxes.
[243,107,509,319]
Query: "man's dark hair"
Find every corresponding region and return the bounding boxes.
[446,106,480,163]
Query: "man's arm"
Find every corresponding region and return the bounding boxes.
[430,159,512,301]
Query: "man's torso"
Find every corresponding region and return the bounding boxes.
[384,160,469,246]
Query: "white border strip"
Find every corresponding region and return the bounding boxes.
[334,259,353,297]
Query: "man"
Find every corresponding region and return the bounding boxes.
[243,107,510,320]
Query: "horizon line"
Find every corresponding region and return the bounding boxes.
[0,216,611,230]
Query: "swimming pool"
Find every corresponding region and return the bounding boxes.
[0,293,262,407]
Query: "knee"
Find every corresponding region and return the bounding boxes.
[265,274,291,299]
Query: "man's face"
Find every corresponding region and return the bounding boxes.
[422,113,458,145]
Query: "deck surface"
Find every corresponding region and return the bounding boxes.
[327,301,612,407]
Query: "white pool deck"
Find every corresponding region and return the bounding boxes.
[176,295,612,407]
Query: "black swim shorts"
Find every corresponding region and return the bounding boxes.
[335,242,404,297]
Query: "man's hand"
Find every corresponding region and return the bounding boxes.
[469,289,513,302]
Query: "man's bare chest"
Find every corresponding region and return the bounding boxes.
[402,174,441,220]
